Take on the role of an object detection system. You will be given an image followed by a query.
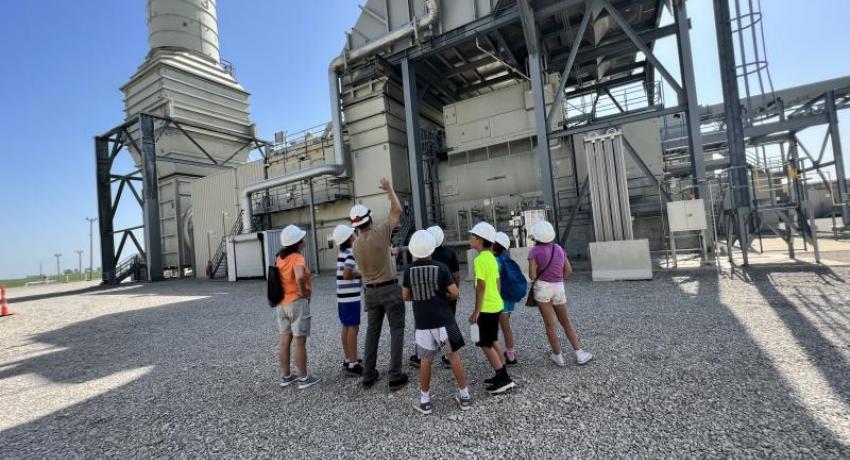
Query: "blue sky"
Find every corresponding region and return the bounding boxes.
[0,1,848,279]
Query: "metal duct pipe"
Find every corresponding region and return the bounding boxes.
[240,0,439,232]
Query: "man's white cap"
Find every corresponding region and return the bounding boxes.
[408,229,437,259]
[495,231,511,250]
[469,222,497,243]
[426,226,445,247]
[332,225,356,246]
[531,220,556,243]
[280,224,307,247]
[349,204,371,227]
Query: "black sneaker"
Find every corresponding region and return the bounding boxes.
[486,374,516,394]
[342,359,363,369]
[440,356,452,368]
[455,394,472,411]
[504,352,518,366]
[388,374,409,391]
[361,373,380,388]
[345,363,364,376]
[483,375,498,385]
[414,400,433,415]
[409,354,421,368]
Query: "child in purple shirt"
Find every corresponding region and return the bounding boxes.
[528,221,593,367]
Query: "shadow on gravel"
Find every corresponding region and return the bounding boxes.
[742,265,850,408]
[6,284,113,304]
[1,275,849,457]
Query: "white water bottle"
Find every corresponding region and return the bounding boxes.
[470,323,480,343]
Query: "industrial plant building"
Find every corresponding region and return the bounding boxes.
[93,0,850,284]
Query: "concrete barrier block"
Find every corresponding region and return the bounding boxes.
[589,239,652,281]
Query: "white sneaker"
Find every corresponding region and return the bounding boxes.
[549,352,566,367]
[576,349,593,365]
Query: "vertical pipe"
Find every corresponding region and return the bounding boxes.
[95,138,116,284]
[402,58,427,229]
[529,53,559,230]
[307,180,320,274]
[140,114,164,281]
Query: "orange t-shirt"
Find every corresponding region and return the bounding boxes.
[276,253,311,305]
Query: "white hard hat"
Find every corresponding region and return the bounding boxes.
[332,225,355,246]
[426,226,445,247]
[408,229,437,259]
[495,231,511,250]
[531,220,556,243]
[280,224,307,247]
[349,204,372,227]
[469,222,497,243]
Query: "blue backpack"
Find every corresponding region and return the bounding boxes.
[499,255,528,303]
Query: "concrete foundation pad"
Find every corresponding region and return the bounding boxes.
[590,239,653,281]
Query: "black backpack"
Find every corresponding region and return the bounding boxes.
[267,265,283,307]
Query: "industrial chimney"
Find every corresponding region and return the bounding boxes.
[121,0,257,273]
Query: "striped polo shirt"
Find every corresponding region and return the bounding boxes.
[336,248,362,304]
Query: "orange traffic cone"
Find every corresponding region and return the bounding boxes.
[0,285,11,317]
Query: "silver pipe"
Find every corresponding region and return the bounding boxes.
[240,0,439,232]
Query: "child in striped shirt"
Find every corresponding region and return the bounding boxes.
[333,225,363,375]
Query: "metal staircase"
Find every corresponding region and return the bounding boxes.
[115,254,143,283]
[206,210,244,279]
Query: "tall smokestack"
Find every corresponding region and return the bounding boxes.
[121,0,256,273]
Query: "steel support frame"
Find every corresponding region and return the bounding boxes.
[519,0,559,228]
[826,90,850,225]
[713,0,750,265]
[95,113,268,284]
[402,58,428,230]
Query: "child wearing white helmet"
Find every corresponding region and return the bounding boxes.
[332,224,363,376]
[275,225,320,390]
[528,220,593,367]
[493,231,518,365]
[402,230,471,414]
[408,225,462,370]
[468,222,516,394]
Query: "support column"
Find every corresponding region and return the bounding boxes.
[140,114,164,281]
[674,0,707,201]
[529,53,559,228]
[826,90,850,226]
[402,58,427,229]
[713,0,750,265]
[95,137,116,284]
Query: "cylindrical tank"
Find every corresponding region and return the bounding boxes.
[147,0,220,63]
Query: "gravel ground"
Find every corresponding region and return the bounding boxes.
[1,266,850,458]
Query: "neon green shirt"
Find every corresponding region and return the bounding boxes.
[474,250,503,313]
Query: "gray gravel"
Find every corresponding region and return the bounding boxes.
[2,266,850,458]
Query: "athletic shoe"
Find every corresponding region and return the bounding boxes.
[441,356,452,368]
[409,354,421,368]
[504,352,518,366]
[550,352,567,367]
[483,375,498,385]
[345,363,364,376]
[486,374,516,394]
[388,374,409,391]
[362,373,381,388]
[297,375,321,390]
[342,359,363,369]
[414,400,433,415]
[455,394,472,411]
[576,349,593,365]
[279,374,297,387]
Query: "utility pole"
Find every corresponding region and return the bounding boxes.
[54,253,62,280]
[76,250,83,281]
[86,217,97,280]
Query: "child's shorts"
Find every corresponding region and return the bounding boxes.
[338,301,361,327]
[502,302,516,313]
[476,312,501,348]
[416,321,465,359]
[533,280,567,305]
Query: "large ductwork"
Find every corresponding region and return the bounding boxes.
[240,0,439,231]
